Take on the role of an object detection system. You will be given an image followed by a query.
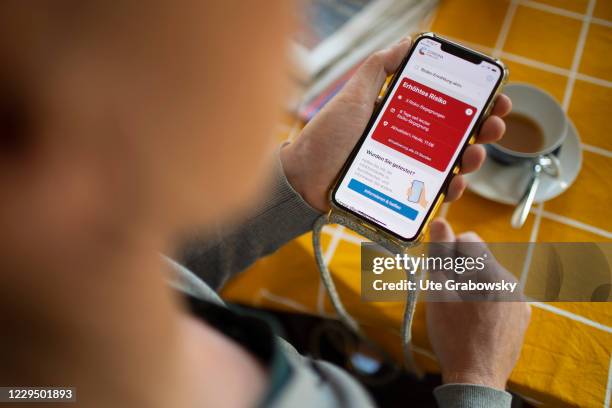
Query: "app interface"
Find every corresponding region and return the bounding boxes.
[334,38,502,240]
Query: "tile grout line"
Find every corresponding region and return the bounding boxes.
[561,0,596,111]
[316,225,345,315]
[522,0,585,20]
[574,72,612,88]
[605,354,612,408]
[593,16,612,28]
[411,344,438,361]
[323,225,345,263]
[529,202,544,243]
[519,202,544,288]
[538,209,612,239]
[530,302,612,334]
[258,288,311,313]
[582,143,612,159]
[503,51,569,76]
[335,231,367,245]
[523,0,612,28]
[493,0,520,57]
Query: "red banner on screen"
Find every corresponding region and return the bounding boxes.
[371,77,476,172]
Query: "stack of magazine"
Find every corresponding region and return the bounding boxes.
[293,0,438,122]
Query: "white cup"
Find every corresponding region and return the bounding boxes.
[487,83,568,165]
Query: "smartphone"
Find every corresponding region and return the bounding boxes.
[408,180,424,203]
[331,33,507,244]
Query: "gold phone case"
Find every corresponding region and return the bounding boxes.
[328,32,509,249]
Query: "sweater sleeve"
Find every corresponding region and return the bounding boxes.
[178,154,322,289]
[434,384,512,408]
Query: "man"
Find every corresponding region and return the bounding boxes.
[0,1,529,407]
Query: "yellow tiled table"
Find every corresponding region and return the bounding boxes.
[223,1,612,406]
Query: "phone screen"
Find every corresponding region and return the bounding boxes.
[332,35,503,241]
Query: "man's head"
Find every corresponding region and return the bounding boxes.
[0,1,291,266]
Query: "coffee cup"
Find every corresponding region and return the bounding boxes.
[487,83,568,165]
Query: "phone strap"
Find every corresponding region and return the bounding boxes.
[312,210,423,377]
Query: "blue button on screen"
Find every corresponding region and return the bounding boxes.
[348,179,418,221]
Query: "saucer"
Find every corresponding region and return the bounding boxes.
[465,117,582,205]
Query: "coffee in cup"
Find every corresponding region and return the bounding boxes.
[487,83,567,165]
[498,112,545,154]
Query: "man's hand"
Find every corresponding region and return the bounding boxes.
[281,37,512,212]
[426,218,531,390]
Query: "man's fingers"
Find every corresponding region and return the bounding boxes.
[473,94,510,143]
[381,36,412,73]
[491,94,512,117]
[340,37,412,106]
[475,115,506,144]
[460,144,486,174]
[428,219,456,281]
[445,175,467,202]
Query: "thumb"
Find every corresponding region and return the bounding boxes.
[429,218,455,243]
[456,231,495,263]
[428,218,456,259]
[427,218,456,283]
[340,36,412,105]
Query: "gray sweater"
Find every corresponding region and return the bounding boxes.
[172,159,512,408]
